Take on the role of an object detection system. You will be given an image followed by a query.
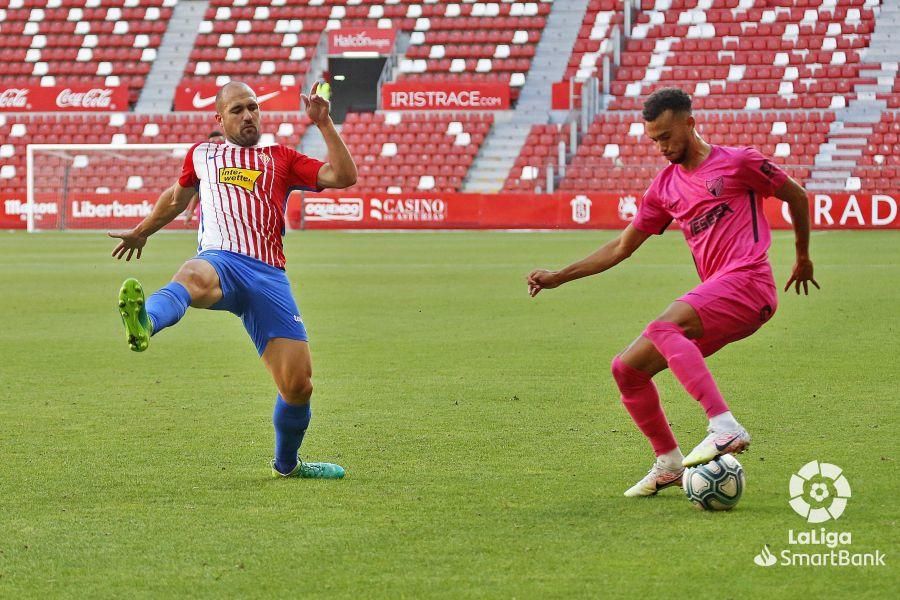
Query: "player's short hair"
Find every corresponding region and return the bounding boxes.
[208,130,224,139]
[642,88,692,121]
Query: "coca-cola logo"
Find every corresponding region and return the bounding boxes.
[56,88,114,109]
[0,89,29,109]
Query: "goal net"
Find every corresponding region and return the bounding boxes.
[26,143,193,232]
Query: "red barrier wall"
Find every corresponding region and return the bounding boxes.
[292,192,900,230]
[3,192,897,231]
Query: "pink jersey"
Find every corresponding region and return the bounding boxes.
[632,145,788,281]
[179,140,324,269]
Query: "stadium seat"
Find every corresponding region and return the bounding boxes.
[341,111,492,194]
[0,0,175,105]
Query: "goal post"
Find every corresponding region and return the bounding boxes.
[26,143,193,232]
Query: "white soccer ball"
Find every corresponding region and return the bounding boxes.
[683,454,745,511]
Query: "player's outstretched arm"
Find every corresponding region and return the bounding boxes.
[108,183,195,261]
[527,224,651,297]
[301,81,357,189]
[775,177,820,295]
[183,191,200,223]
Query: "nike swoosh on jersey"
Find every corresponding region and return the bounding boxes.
[192,92,217,109]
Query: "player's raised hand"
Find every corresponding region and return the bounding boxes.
[526,269,560,297]
[301,81,331,126]
[784,257,820,295]
[108,229,147,261]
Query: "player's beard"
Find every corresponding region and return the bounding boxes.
[666,147,687,164]
[232,125,261,147]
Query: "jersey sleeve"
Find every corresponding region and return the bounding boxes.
[632,185,672,235]
[739,147,788,198]
[284,147,326,191]
[178,143,201,188]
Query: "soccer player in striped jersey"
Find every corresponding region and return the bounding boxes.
[109,81,357,480]
[526,88,820,497]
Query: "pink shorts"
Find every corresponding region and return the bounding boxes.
[678,267,778,357]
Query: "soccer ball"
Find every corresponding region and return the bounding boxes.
[682,454,745,511]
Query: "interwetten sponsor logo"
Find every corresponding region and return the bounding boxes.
[218,167,262,192]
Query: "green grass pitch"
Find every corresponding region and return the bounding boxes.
[0,229,897,598]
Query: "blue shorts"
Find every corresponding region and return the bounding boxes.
[195,250,308,355]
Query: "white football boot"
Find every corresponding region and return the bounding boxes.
[682,426,751,467]
[624,461,685,497]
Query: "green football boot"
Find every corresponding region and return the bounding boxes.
[118,278,152,352]
[271,459,345,479]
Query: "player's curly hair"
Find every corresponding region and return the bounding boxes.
[642,88,692,121]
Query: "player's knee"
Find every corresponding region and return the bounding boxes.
[611,356,632,391]
[173,263,217,298]
[611,355,650,395]
[281,376,313,405]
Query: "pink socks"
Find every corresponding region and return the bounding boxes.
[643,320,729,419]
[611,356,678,456]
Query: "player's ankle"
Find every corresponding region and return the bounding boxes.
[656,448,684,471]
[709,410,741,432]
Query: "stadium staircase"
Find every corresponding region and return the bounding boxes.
[135,0,208,113]
[464,0,591,193]
[809,0,899,191]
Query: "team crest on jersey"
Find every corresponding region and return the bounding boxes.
[258,152,270,165]
[706,176,725,197]
[218,167,262,192]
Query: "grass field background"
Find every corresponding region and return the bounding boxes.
[0,229,897,598]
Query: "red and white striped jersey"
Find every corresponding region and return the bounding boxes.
[179,141,324,269]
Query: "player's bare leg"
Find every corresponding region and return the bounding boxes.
[262,338,344,479]
[171,259,223,308]
[640,301,750,467]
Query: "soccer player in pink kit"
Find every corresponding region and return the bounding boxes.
[526,88,820,497]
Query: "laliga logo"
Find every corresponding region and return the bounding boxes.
[789,461,851,523]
